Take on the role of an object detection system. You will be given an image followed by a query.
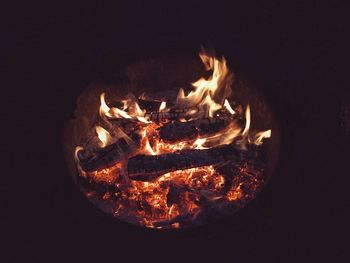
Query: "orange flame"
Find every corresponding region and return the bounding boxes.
[176,51,232,118]
[95,125,112,147]
[193,138,208,149]
[100,93,149,122]
[224,99,235,115]
[159,101,166,112]
[242,105,251,136]
[254,129,272,145]
[74,146,84,163]
[144,139,156,155]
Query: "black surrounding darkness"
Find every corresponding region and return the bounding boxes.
[2,1,350,262]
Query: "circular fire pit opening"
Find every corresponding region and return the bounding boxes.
[64,49,280,229]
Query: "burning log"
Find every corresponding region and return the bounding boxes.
[145,108,192,122]
[108,119,146,134]
[137,99,163,112]
[158,116,236,142]
[78,133,141,172]
[127,144,246,181]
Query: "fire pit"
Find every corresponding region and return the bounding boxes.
[64,49,280,229]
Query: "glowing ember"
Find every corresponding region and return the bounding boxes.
[72,50,272,228]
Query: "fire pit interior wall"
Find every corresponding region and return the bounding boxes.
[64,51,280,229]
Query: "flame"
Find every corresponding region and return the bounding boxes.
[199,122,242,148]
[191,53,229,97]
[100,92,147,121]
[74,146,87,177]
[122,98,146,117]
[136,116,151,123]
[159,101,166,112]
[74,146,84,163]
[139,124,158,155]
[224,99,235,115]
[95,125,112,147]
[144,139,156,155]
[121,100,128,110]
[99,93,111,117]
[134,101,145,116]
[193,138,208,149]
[242,105,251,136]
[198,94,222,118]
[176,51,232,118]
[254,129,272,145]
[100,93,132,119]
[111,107,132,119]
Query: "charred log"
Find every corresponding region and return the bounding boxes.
[78,133,141,172]
[137,99,163,112]
[145,108,192,122]
[127,144,247,181]
[158,117,236,142]
[108,119,146,134]
[78,175,116,194]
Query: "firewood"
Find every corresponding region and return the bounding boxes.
[108,119,146,134]
[145,108,192,122]
[152,212,199,228]
[137,99,163,112]
[127,144,246,181]
[158,117,235,142]
[78,133,141,172]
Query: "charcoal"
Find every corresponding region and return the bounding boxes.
[78,133,141,172]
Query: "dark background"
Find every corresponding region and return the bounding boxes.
[2,1,350,262]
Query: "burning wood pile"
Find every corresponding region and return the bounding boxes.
[71,50,273,228]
